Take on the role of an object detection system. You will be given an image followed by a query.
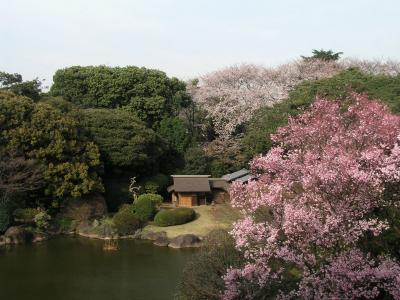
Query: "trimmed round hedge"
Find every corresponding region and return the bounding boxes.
[154,207,196,227]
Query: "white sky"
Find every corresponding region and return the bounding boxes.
[1,0,399,87]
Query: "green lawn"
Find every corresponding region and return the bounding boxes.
[143,204,241,238]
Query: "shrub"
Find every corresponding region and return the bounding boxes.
[137,193,163,206]
[154,207,196,227]
[113,209,141,235]
[135,194,163,222]
[34,210,51,230]
[13,208,40,222]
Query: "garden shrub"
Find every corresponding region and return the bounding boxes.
[113,209,141,235]
[137,193,163,206]
[135,194,163,222]
[34,210,51,230]
[154,207,196,227]
[13,208,40,222]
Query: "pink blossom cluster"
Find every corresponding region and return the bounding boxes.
[223,94,400,299]
[295,250,400,299]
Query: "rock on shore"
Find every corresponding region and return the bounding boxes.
[168,234,201,248]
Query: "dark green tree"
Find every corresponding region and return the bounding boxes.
[124,95,166,128]
[181,146,210,175]
[301,49,343,61]
[0,71,42,100]
[0,91,103,206]
[78,108,164,172]
[50,66,187,110]
[0,72,22,86]
[157,117,190,154]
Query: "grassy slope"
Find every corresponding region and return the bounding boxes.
[143,204,241,238]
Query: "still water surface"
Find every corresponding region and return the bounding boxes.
[0,237,195,300]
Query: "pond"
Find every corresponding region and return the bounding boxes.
[0,237,195,300]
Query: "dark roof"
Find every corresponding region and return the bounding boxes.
[222,169,250,182]
[168,175,211,192]
[235,174,255,182]
[209,178,229,190]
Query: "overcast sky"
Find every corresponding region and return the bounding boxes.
[1,0,399,86]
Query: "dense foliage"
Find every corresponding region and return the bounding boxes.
[181,146,210,175]
[2,56,400,238]
[154,207,195,227]
[47,65,196,207]
[139,174,169,195]
[0,71,42,101]
[223,94,400,299]
[301,49,343,61]
[0,91,103,206]
[78,108,163,171]
[50,66,188,110]
[157,117,190,154]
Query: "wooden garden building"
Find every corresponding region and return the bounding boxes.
[167,169,254,207]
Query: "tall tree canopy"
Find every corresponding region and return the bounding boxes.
[0,91,103,204]
[50,66,188,110]
[78,109,164,173]
[301,49,343,61]
[0,71,42,101]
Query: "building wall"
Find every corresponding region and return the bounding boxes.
[172,192,178,206]
[175,190,229,206]
[212,189,230,204]
[178,192,198,207]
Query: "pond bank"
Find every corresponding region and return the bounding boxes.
[0,204,240,249]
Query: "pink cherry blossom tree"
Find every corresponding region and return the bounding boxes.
[223,94,400,299]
